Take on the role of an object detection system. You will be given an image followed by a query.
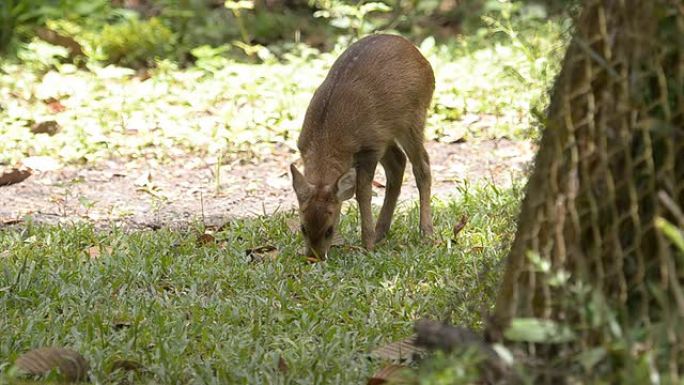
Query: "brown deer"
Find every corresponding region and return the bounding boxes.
[291,33,435,259]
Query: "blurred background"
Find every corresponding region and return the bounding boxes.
[0,0,576,165]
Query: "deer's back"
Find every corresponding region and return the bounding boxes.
[299,34,435,157]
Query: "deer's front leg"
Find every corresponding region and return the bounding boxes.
[355,155,379,250]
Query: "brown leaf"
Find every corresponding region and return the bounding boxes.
[87,245,113,259]
[2,218,23,226]
[368,364,410,385]
[452,215,468,240]
[277,355,288,374]
[372,180,386,188]
[36,28,84,58]
[370,336,424,364]
[112,320,132,330]
[31,120,61,135]
[471,246,485,254]
[0,168,32,187]
[15,347,89,382]
[108,359,144,374]
[197,233,216,246]
[306,256,323,264]
[246,245,279,263]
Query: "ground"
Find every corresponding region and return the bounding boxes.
[0,139,534,230]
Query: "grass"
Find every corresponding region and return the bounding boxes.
[0,14,567,167]
[0,182,521,384]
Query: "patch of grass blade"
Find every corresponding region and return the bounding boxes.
[0,182,521,384]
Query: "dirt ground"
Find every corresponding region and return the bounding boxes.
[0,139,535,230]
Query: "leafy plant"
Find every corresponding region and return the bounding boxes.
[98,17,175,68]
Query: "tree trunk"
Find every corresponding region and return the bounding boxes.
[487,0,684,382]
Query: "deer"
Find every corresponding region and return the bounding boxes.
[290,33,435,260]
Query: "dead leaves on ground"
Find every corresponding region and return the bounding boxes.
[367,364,411,385]
[370,336,425,364]
[14,347,90,382]
[106,358,145,375]
[0,168,32,187]
[31,120,61,135]
[247,245,279,263]
[86,245,113,259]
[277,355,288,374]
[452,215,468,240]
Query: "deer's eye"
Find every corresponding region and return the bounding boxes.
[300,225,307,236]
[325,227,333,238]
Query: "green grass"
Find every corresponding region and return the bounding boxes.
[0,15,566,167]
[0,182,521,384]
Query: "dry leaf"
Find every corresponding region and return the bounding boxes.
[107,359,143,374]
[15,347,89,382]
[0,168,32,187]
[197,233,216,246]
[471,246,485,253]
[277,355,288,374]
[452,215,468,240]
[246,245,278,263]
[306,256,323,264]
[2,218,23,226]
[31,120,64,136]
[46,100,67,114]
[367,364,410,385]
[370,336,425,364]
[112,320,132,330]
[87,245,113,259]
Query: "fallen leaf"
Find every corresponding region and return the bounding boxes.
[0,168,32,186]
[277,355,288,374]
[36,27,84,58]
[372,180,386,188]
[1,218,23,226]
[31,120,61,135]
[306,256,323,264]
[370,336,424,364]
[14,347,89,382]
[112,319,132,330]
[22,156,61,172]
[246,245,278,263]
[367,364,410,385]
[87,245,113,259]
[452,215,468,240]
[107,359,144,374]
[197,233,216,246]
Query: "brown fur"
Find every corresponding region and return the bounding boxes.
[291,33,435,258]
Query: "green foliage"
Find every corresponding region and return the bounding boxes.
[0,0,111,54]
[98,17,175,68]
[0,13,565,166]
[0,183,521,384]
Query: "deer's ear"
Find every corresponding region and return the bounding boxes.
[335,168,356,201]
[291,163,312,201]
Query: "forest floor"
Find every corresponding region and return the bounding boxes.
[0,138,534,230]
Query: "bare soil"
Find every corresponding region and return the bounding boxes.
[0,139,535,230]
